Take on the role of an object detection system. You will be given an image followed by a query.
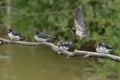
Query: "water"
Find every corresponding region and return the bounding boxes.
[0,45,88,80]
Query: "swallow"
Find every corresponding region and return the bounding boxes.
[8,29,25,41]
[57,41,73,51]
[72,7,89,39]
[34,31,54,42]
[96,42,113,54]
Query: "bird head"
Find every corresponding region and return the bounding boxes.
[8,29,13,33]
[99,42,105,46]
[35,31,40,35]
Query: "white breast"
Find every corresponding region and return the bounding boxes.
[76,30,82,36]
[8,32,20,40]
[96,47,109,54]
[75,30,84,39]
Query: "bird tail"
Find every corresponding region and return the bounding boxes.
[69,41,75,47]
[83,32,92,37]
[87,34,92,37]
[69,41,73,45]
[20,35,26,40]
[48,35,55,38]
[108,47,113,51]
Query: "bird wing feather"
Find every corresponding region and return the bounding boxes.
[38,33,48,39]
[12,30,21,36]
[74,7,86,31]
[105,45,112,49]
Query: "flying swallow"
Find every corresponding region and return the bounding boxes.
[72,7,89,39]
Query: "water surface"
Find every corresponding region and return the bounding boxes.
[0,45,88,80]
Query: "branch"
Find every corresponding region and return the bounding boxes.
[0,38,120,62]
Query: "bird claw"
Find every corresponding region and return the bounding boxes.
[58,52,62,55]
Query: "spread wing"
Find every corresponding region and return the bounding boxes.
[74,7,86,31]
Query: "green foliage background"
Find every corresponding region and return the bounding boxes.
[0,0,120,79]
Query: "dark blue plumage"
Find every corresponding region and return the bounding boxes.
[57,41,73,50]
[99,42,112,50]
[72,7,90,39]
[96,42,112,54]
[8,29,25,40]
[9,29,20,36]
[34,31,54,42]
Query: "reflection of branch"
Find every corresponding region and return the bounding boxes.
[0,38,120,62]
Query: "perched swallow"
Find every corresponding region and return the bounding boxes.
[34,31,54,42]
[72,7,89,39]
[96,42,112,54]
[8,29,25,41]
[57,41,73,51]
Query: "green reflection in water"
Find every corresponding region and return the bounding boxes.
[0,45,86,80]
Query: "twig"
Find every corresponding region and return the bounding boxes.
[0,38,120,62]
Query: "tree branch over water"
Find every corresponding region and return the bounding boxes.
[0,38,120,62]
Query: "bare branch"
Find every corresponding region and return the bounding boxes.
[0,38,120,62]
